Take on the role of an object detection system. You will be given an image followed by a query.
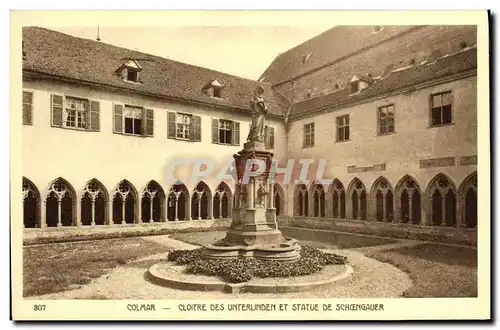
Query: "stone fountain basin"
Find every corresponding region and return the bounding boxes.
[201,237,301,261]
[147,262,353,294]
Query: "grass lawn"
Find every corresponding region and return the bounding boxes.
[362,243,477,297]
[23,237,171,297]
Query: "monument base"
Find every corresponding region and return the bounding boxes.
[201,137,301,262]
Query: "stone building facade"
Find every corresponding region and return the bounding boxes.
[22,25,478,233]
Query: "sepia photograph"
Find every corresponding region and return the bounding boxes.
[10,9,490,321]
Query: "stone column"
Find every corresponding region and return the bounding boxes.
[268,183,274,209]
[247,179,255,209]
[108,198,114,226]
[208,193,214,220]
[121,199,126,225]
[440,196,446,226]
[173,191,181,221]
[408,194,414,224]
[40,200,46,229]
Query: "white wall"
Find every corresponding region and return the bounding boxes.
[22,79,287,199]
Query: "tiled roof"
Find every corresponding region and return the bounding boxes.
[22,27,285,117]
[292,47,477,117]
[259,25,418,85]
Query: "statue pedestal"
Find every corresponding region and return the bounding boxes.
[202,143,301,262]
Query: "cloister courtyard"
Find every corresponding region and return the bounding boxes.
[23,226,477,299]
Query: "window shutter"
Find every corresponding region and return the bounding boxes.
[269,126,275,149]
[212,118,219,144]
[167,111,176,139]
[88,100,100,132]
[264,126,269,149]
[302,126,306,148]
[145,109,154,137]
[232,121,240,146]
[22,91,33,126]
[192,115,201,142]
[51,94,63,127]
[113,103,123,134]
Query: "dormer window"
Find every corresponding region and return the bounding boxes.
[127,69,138,82]
[117,59,142,84]
[349,75,373,95]
[203,79,224,99]
[350,81,360,94]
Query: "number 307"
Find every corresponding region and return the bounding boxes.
[34,304,46,311]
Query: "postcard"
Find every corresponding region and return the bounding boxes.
[11,9,490,321]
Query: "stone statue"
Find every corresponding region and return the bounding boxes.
[247,86,268,143]
[256,181,268,208]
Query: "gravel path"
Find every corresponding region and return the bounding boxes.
[26,235,412,299]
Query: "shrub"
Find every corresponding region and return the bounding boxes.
[167,245,348,283]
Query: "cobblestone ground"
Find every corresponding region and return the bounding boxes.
[26,235,413,299]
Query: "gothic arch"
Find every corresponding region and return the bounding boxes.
[191,181,212,220]
[369,176,394,222]
[213,182,232,219]
[394,175,422,224]
[347,177,367,220]
[45,177,77,227]
[294,184,308,216]
[141,180,166,223]
[458,172,477,228]
[112,179,139,224]
[167,183,190,221]
[81,178,109,226]
[273,183,285,216]
[23,177,41,228]
[425,173,457,227]
[310,182,326,217]
[329,179,346,219]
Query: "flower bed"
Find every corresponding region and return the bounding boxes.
[167,246,348,283]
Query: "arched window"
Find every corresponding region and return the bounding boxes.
[273,183,285,216]
[311,183,325,217]
[330,179,346,219]
[141,180,165,223]
[81,179,108,226]
[371,177,394,222]
[348,178,367,220]
[112,180,137,224]
[45,178,76,227]
[167,184,189,221]
[459,172,477,228]
[191,181,211,220]
[396,175,421,224]
[294,184,308,216]
[23,177,40,228]
[426,174,456,227]
[213,182,232,219]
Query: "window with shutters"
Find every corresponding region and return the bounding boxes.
[336,115,350,142]
[430,91,453,126]
[113,103,153,137]
[50,94,100,132]
[212,118,239,146]
[303,122,314,148]
[378,104,395,135]
[219,120,233,144]
[124,105,143,135]
[264,125,275,150]
[176,114,192,140]
[167,112,201,142]
[65,96,88,129]
[22,91,33,125]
